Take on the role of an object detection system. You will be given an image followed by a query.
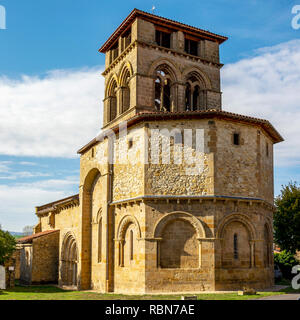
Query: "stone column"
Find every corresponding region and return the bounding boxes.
[177,83,186,112]
[116,87,123,116]
[250,240,255,268]
[197,239,202,268]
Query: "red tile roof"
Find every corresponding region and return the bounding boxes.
[99,8,228,53]
[77,109,284,154]
[17,230,59,244]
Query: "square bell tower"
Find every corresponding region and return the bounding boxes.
[99,9,228,129]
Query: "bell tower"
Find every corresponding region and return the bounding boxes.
[99,8,227,129]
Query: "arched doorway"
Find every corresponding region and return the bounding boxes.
[61,233,78,287]
[81,168,101,289]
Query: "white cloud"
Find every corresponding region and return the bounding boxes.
[0,177,78,232]
[19,161,38,166]
[1,41,298,166]
[1,39,300,230]
[0,66,104,158]
[222,39,300,167]
[0,161,12,173]
[0,160,51,180]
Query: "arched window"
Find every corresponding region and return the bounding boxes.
[185,83,191,110]
[193,85,200,110]
[185,73,206,111]
[234,233,238,260]
[120,68,131,113]
[154,65,174,112]
[107,79,117,122]
[264,224,271,267]
[155,76,162,110]
[120,224,136,266]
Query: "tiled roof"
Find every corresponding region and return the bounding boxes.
[77,109,284,154]
[17,230,59,244]
[35,194,79,214]
[99,8,228,52]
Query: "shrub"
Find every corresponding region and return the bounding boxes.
[274,250,299,279]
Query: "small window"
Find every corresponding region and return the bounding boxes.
[156,30,171,48]
[123,28,131,50]
[266,142,269,157]
[130,230,134,261]
[234,234,238,260]
[128,138,134,149]
[185,39,198,56]
[233,133,240,146]
[110,42,119,64]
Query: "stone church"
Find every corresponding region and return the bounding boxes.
[18,9,283,293]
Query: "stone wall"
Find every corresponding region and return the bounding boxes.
[31,231,59,284]
[145,119,213,197]
[213,120,274,203]
[12,249,20,280]
[141,199,273,293]
[4,256,16,289]
[143,201,215,292]
[112,125,145,201]
[113,203,146,294]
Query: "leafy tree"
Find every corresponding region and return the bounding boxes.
[274,182,300,254]
[274,250,299,279]
[0,226,16,265]
[22,225,34,236]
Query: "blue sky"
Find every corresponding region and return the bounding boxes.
[0,0,299,75]
[0,0,300,231]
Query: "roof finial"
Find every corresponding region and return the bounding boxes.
[151,5,156,14]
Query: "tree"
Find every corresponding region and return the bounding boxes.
[22,225,34,236]
[274,250,299,279]
[0,227,16,265]
[274,182,300,254]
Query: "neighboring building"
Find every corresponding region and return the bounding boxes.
[18,230,59,284]
[0,256,16,289]
[23,9,283,293]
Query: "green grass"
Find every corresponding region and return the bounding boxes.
[0,285,295,300]
[13,235,24,239]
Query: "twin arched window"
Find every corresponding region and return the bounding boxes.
[106,67,131,122]
[106,64,208,121]
[185,74,205,111]
[154,65,207,112]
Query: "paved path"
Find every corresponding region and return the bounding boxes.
[258,293,300,300]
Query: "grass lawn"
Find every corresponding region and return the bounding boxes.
[0,285,297,300]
